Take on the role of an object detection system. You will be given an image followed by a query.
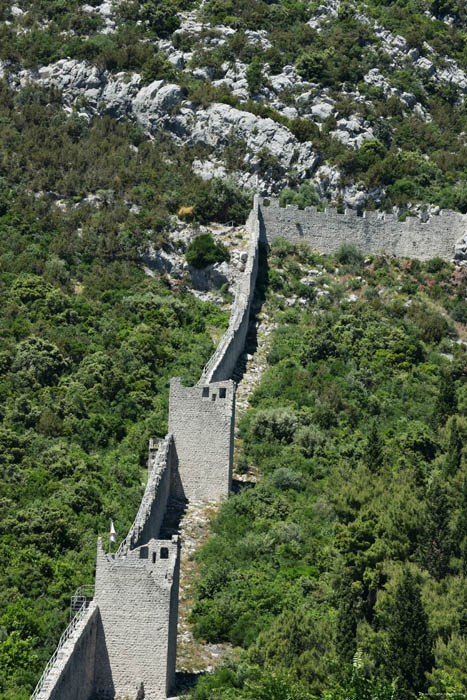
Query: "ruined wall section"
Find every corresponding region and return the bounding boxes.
[200,194,260,384]
[94,536,180,700]
[259,198,466,260]
[34,604,99,700]
[116,436,177,556]
[168,379,235,502]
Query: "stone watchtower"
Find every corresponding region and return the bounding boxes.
[169,378,236,502]
[93,535,180,700]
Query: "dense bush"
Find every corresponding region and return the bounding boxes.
[279,183,322,210]
[192,178,253,225]
[190,242,467,698]
[186,233,230,269]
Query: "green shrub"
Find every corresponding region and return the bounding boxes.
[246,55,266,93]
[424,257,446,274]
[271,467,305,491]
[192,178,252,225]
[185,233,230,269]
[335,243,364,268]
[279,183,321,210]
[449,301,467,324]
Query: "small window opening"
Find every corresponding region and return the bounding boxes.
[211,393,216,401]
[219,388,226,399]
[139,546,148,559]
[202,387,209,398]
[152,552,157,564]
[160,547,169,559]
[357,210,363,217]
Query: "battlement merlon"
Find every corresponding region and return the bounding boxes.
[96,535,180,577]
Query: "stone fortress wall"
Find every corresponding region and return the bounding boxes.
[93,535,181,700]
[169,378,236,503]
[200,200,261,383]
[116,435,179,556]
[32,196,262,700]
[35,603,100,700]
[32,192,463,700]
[259,197,466,261]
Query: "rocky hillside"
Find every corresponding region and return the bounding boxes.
[1,0,467,213]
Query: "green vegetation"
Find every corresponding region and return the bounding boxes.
[186,233,230,269]
[0,0,195,72]
[0,81,237,699]
[0,81,250,241]
[192,0,467,210]
[1,1,467,697]
[189,241,467,698]
[1,0,467,211]
[279,183,323,210]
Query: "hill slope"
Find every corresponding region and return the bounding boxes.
[189,241,467,698]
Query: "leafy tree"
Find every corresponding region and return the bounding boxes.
[279,183,321,210]
[246,56,266,93]
[192,179,252,225]
[11,337,69,388]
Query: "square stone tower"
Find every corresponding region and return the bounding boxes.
[169,378,235,502]
[93,535,180,700]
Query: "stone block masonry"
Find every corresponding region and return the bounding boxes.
[94,536,180,700]
[116,436,178,556]
[200,194,261,383]
[169,378,236,503]
[34,604,99,700]
[259,198,466,261]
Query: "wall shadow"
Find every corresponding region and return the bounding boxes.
[91,610,115,700]
[172,671,206,696]
[159,496,188,539]
[231,478,256,495]
[231,241,269,384]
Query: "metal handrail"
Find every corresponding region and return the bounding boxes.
[30,593,93,700]
[70,584,94,620]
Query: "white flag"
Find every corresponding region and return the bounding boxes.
[110,520,116,544]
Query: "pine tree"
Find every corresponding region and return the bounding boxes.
[421,474,453,580]
[445,417,462,477]
[434,371,456,425]
[454,475,467,576]
[335,570,358,663]
[365,420,383,473]
[386,569,433,693]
